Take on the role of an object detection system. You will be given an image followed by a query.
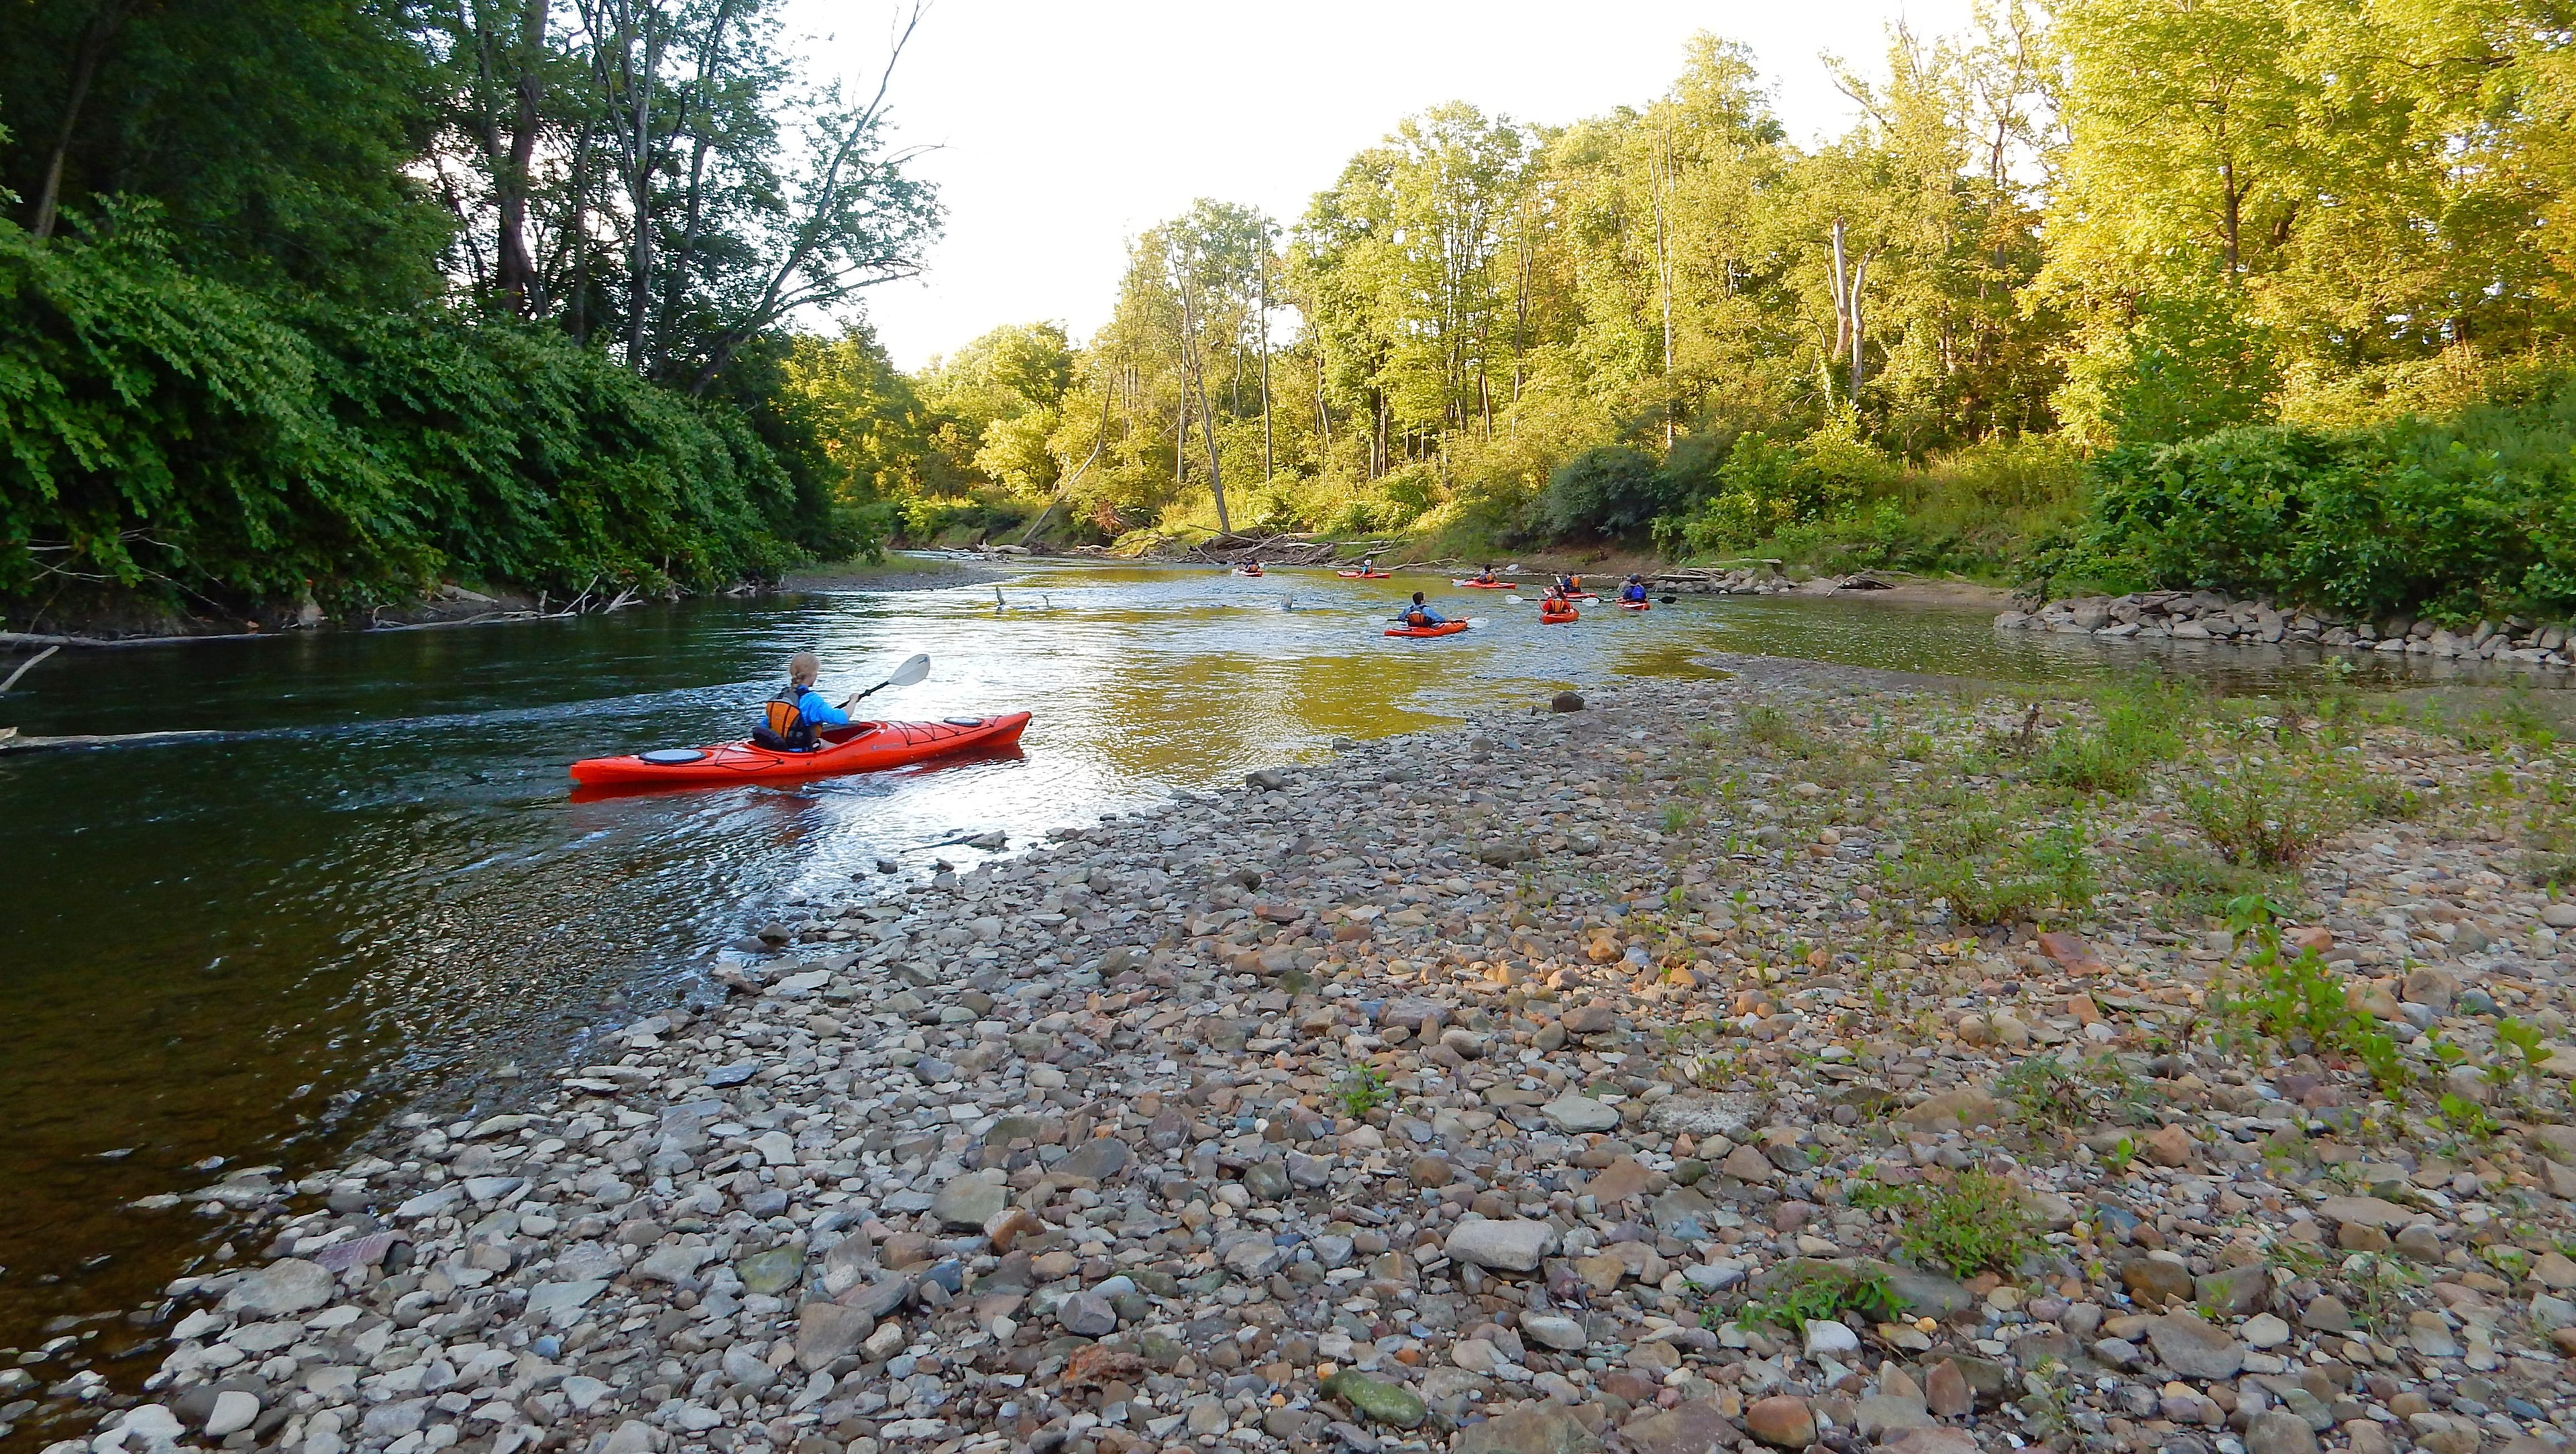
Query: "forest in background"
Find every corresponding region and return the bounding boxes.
[9,1,2576,629]
[824,0,2576,626]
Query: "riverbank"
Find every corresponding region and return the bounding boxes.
[30,663,2576,1454]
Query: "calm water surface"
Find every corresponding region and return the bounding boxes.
[0,561,2558,1411]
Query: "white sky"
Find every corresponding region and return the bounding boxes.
[790,1,1980,371]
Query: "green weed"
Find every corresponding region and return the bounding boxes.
[1998,1054,2147,1129]
[1724,1263,1907,1335]
[2181,759,2357,867]
[1335,1066,1389,1116]
[1895,813,2095,926]
[1849,1170,2037,1279]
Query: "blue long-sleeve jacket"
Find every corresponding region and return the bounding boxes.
[794,687,851,728]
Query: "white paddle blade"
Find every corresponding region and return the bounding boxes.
[888,653,932,687]
[1505,594,1524,602]
[1464,618,1487,629]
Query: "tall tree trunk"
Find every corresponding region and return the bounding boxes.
[624,5,661,372]
[31,0,131,241]
[1849,252,1870,400]
[1656,125,1674,449]
[1180,286,1230,532]
[1258,245,1273,482]
[654,0,738,372]
[492,0,549,312]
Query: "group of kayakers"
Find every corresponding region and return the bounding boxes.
[763,564,1652,746]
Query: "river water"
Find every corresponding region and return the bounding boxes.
[0,560,2558,1412]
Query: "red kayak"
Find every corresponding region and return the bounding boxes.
[570,714,1032,787]
[1336,570,1392,579]
[1385,622,1470,638]
[1540,607,1579,624]
[1621,601,1651,611]
[1452,579,1511,589]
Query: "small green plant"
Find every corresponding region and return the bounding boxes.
[2125,836,2298,920]
[1850,1170,2037,1278]
[1335,1065,1389,1115]
[2035,684,2185,795]
[1725,1262,1907,1335]
[2437,1092,2500,1141]
[2495,1018,2553,1098]
[1661,802,1696,834]
[2210,895,2405,1093]
[1998,1054,2147,1129]
[2100,1135,2138,1175]
[2181,759,2357,867]
[1740,705,1817,756]
[2341,1253,2422,1334]
[1894,809,2096,925]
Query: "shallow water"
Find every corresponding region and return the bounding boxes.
[0,561,2557,1400]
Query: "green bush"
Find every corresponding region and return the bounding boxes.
[1654,418,1894,556]
[2062,375,2576,622]
[2180,759,2357,868]
[1534,446,1668,538]
[0,216,816,615]
[1849,1170,2037,1278]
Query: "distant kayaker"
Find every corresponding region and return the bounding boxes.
[757,652,851,752]
[1472,564,1498,583]
[1557,571,1584,594]
[1403,591,1449,628]
[1620,575,1650,604]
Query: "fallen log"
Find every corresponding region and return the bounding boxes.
[0,727,227,754]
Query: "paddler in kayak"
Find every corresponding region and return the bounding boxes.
[755,652,853,752]
[1471,564,1500,584]
[1619,575,1650,604]
[1556,570,1584,596]
[1402,591,1450,629]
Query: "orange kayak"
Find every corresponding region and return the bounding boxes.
[570,714,1031,787]
[1453,579,1511,589]
[1385,622,1470,638]
[1621,600,1651,611]
[1540,607,1579,624]
[1336,570,1392,579]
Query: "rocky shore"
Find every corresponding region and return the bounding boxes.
[24,667,2576,1454]
[2000,594,2576,675]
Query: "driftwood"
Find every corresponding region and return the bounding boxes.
[0,727,225,754]
[1181,533,1397,567]
[1,645,59,693]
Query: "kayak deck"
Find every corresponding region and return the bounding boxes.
[570,712,1031,787]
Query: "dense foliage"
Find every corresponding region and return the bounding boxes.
[0,219,810,610]
[2055,380,2576,624]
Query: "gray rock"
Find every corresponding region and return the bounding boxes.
[1058,1137,1129,1181]
[930,1170,1009,1229]
[1518,1312,1587,1350]
[202,1390,260,1440]
[2247,1411,2320,1454]
[1541,1092,1621,1133]
[1057,1290,1118,1337]
[2146,1312,2245,1380]
[795,1302,875,1371]
[1456,1402,1605,1454]
[220,1259,335,1317]
[1445,1217,1557,1272]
